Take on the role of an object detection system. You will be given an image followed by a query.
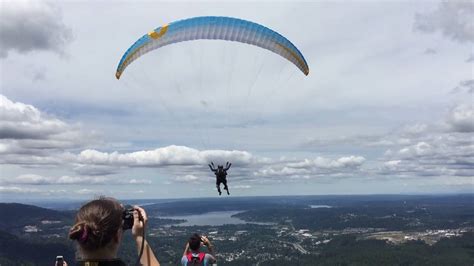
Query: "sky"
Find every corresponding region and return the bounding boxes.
[0,0,473,201]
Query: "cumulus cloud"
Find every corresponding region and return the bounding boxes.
[451,79,474,94]
[128,179,152,184]
[173,174,206,184]
[0,174,152,186]
[441,176,474,186]
[77,145,257,167]
[254,155,366,180]
[397,142,433,158]
[72,164,117,176]
[255,166,310,178]
[0,95,75,140]
[1,93,469,192]
[400,123,429,136]
[304,103,472,152]
[382,160,401,170]
[287,156,366,169]
[380,131,473,178]
[0,97,270,180]
[303,135,393,149]
[0,96,266,175]
[72,146,368,183]
[76,188,96,195]
[302,102,473,180]
[302,124,430,150]
[0,0,73,58]
[233,185,252,189]
[414,1,474,43]
[0,95,96,166]
[447,104,474,132]
[0,186,40,194]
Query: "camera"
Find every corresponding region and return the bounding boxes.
[122,206,135,230]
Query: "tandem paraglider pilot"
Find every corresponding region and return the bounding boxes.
[209,161,231,195]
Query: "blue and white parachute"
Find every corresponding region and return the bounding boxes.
[116,16,309,79]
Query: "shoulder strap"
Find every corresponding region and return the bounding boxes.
[186,253,194,262]
[198,252,206,261]
[186,252,206,263]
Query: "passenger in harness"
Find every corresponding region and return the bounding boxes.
[181,234,217,266]
[208,161,231,195]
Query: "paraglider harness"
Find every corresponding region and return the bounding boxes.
[216,168,227,182]
[186,252,206,265]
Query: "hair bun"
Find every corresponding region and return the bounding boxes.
[69,222,86,240]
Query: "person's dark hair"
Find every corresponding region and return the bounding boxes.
[188,233,201,251]
[69,197,124,251]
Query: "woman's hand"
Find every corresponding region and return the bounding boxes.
[131,206,147,241]
[130,206,161,265]
[201,235,216,257]
[55,260,68,266]
[201,235,212,247]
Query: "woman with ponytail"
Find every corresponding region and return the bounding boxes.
[68,197,160,266]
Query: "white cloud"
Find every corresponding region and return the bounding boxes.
[72,164,117,176]
[380,132,473,178]
[173,174,202,183]
[0,174,151,186]
[302,102,473,180]
[76,188,95,195]
[414,1,474,43]
[0,186,40,194]
[128,179,152,184]
[77,145,256,167]
[383,160,401,170]
[171,174,215,185]
[254,155,366,180]
[0,94,71,140]
[0,96,268,178]
[2,174,49,185]
[0,95,97,166]
[398,142,433,158]
[441,176,474,186]
[233,185,252,189]
[288,156,366,169]
[255,166,310,177]
[400,123,429,136]
[54,175,109,185]
[447,104,474,132]
[0,0,72,58]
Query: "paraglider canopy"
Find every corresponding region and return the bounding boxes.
[116,16,309,79]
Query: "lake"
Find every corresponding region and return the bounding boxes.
[160,211,248,226]
[309,205,332,208]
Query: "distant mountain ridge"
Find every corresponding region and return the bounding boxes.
[0,229,75,265]
[0,203,72,229]
[0,203,75,265]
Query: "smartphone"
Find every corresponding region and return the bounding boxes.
[56,255,64,266]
